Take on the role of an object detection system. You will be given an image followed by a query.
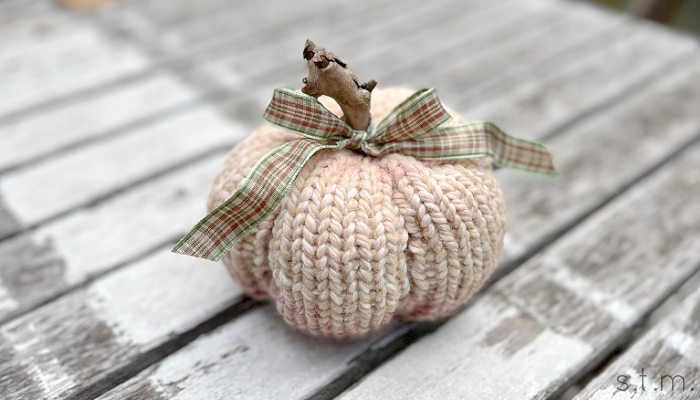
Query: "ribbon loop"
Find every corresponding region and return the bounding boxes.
[263,88,351,140]
[173,87,557,261]
[374,88,452,143]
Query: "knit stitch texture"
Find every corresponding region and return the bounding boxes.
[207,88,506,338]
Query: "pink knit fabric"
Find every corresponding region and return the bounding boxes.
[207,88,506,338]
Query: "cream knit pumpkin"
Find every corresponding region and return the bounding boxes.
[207,88,506,338]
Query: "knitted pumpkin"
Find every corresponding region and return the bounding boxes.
[173,40,554,338]
[207,87,506,338]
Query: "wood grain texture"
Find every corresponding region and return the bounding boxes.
[96,32,700,400]
[574,282,700,399]
[0,154,227,323]
[0,72,199,173]
[0,248,243,400]
[335,0,558,94]
[338,102,700,400]
[0,104,245,231]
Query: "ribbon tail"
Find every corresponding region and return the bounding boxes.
[441,122,556,175]
[379,122,556,175]
[172,138,337,261]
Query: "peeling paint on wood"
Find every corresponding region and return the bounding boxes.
[0,339,46,399]
[97,306,374,400]
[0,249,242,399]
[482,313,544,357]
[0,235,66,312]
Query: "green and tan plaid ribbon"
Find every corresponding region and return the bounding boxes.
[173,87,556,261]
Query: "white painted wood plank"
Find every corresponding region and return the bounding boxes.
[337,97,700,400]
[95,53,700,400]
[97,0,611,136]
[0,154,226,322]
[450,18,696,112]
[574,283,700,399]
[0,248,243,400]
[224,0,505,79]
[0,13,151,118]
[97,305,375,400]
[0,72,200,172]
[0,104,246,228]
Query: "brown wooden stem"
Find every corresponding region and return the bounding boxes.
[301,40,377,131]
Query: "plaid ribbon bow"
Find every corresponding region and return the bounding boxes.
[173,87,556,261]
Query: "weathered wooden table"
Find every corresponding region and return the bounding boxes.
[1,0,700,398]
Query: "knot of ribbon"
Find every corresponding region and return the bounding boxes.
[173,87,556,261]
[341,129,371,151]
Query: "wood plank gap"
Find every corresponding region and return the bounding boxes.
[62,295,264,400]
[0,145,231,242]
[301,127,700,400]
